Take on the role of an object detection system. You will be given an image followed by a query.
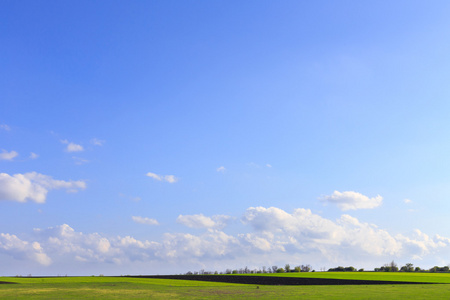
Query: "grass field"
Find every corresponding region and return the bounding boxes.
[1,273,450,299]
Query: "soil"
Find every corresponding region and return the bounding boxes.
[0,281,16,284]
[132,275,434,285]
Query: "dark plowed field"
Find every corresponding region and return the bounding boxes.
[132,275,434,285]
[0,281,16,284]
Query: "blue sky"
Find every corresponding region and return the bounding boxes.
[2,1,450,275]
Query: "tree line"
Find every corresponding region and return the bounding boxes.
[329,261,450,273]
[185,264,313,275]
[184,261,450,275]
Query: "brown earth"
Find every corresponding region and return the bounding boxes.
[131,275,435,285]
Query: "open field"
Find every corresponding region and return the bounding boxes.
[1,273,450,299]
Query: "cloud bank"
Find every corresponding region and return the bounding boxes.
[1,206,450,275]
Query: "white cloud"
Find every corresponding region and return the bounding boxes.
[216,166,226,173]
[404,199,412,204]
[177,214,231,230]
[320,190,382,211]
[1,208,450,274]
[266,164,272,168]
[132,216,159,226]
[0,172,86,203]
[0,233,51,266]
[241,207,409,262]
[29,152,39,159]
[0,150,18,161]
[90,138,105,146]
[146,172,178,183]
[0,124,10,131]
[61,140,84,152]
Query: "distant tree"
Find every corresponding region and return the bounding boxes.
[301,265,311,272]
[276,268,285,273]
[401,263,414,272]
[285,264,291,273]
[390,261,398,272]
[358,268,364,272]
[272,266,278,273]
[294,266,301,272]
[328,266,345,272]
[414,267,421,272]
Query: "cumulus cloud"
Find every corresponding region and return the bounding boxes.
[0,150,18,161]
[29,152,39,159]
[177,214,231,230]
[146,172,178,183]
[1,207,450,274]
[0,172,86,203]
[132,216,159,226]
[320,190,382,211]
[216,166,226,173]
[404,199,412,204]
[240,206,438,262]
[61,140,84,152]
[0,124,10,131]
[0,233,51,266]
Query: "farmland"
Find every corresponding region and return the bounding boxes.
[1,273,450,299]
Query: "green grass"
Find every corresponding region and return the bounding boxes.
[1,274,450,299]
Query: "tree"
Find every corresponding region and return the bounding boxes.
[401,263,413,272]
[272,266,278,273]
[301,264,311,272]
[285,264,291,273]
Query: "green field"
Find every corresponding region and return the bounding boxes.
[1,273,450,299]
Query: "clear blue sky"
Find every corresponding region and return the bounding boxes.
[2,1,450,275]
